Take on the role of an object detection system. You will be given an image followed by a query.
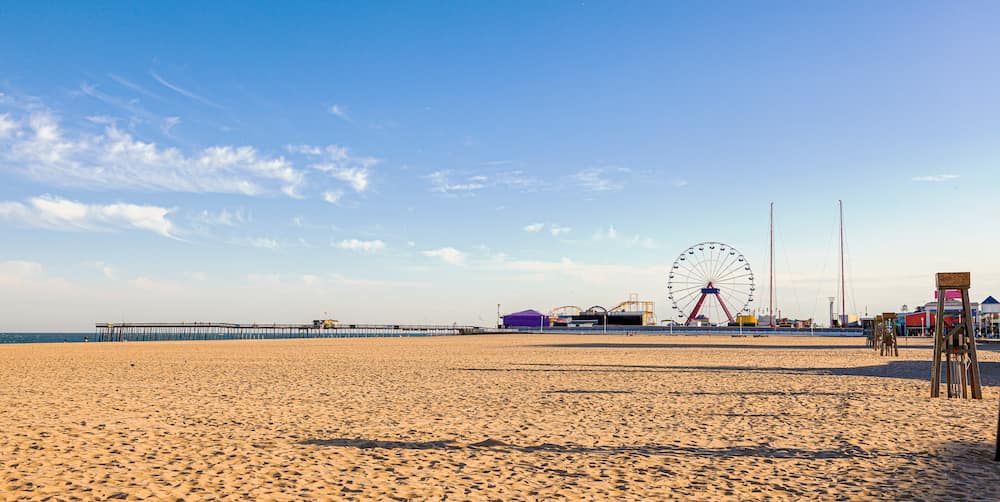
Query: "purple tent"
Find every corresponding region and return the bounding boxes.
[503,309,550,328]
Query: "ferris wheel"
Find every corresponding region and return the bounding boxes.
[667,241,755,326]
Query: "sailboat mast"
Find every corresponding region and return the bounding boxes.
[839,199,846,325]
[769,202,774,327]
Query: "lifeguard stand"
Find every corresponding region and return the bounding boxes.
[880,313,898,357]
[930,272,982,399]
[871,314,883,351]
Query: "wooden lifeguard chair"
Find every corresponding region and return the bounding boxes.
[930,272,982,399]
[880,313,898,357]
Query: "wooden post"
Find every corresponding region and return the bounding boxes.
[930,272,981,399]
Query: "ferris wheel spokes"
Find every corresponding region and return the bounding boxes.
[667,241,755,326]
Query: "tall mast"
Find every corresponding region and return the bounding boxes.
[769,202,774,327]
[839,199,846,325]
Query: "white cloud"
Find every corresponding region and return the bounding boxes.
[329,104,349,120]
[572,167,626,192]
[592,225,617,240]
[1,96,382,200]
[0,113,15,138]
[150,71,223,109]
[523,222,545,233]
[0,195,176,238]
[291,144,377,193]
[428,170,486,193]
[195,207,251,226]
[672,179,689,187]
[912,174,959,182]
[427,169,540,195]
[422,247,465,265]
[329,167,369,192]
[90,261,116,279]
[286,144,324,156]
[323,190,344,205]
[0,110,306,197]
[335,239,386,253]
[549,225,571,236]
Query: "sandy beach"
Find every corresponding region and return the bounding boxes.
[2,334,1000,500]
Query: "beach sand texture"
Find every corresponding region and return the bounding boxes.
[2,334,1000,500]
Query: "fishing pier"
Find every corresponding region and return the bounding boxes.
[94,321,505,342]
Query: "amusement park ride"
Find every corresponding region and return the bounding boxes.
[548,293,657,326]
[667,241,755,326]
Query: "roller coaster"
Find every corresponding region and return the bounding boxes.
[548,294,657,326]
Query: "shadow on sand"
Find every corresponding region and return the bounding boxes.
[457,361,1000,386]
[297,436,999,498]
[299,437,878,459]
[541,389,634,395]
[533,342,872,350]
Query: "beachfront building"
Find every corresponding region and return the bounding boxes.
[502,309,550,329]
[981,296,999,338]
[895,290,987,336]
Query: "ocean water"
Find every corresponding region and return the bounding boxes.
[0,330,452,344]
[0,332,93,344]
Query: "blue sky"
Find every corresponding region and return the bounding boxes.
[1,2,999,330]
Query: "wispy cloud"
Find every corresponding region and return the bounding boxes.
[108,74,161,100]
[329,167,370,192]
[912,174,959,182]
[428,170,486,194]
[0,195,176,238]
[150,70,223,109]
[672,179,689,187]
[289,144,377,193]
[572,167,628,192]
[328,104,349,120]
[322,190,343,205]
[161,116,181,135]
[549,224,571,236]
[79,82,157,122]
[0,108,305,197]
[335,238,385,253]
[422,247,465,265]
[90,261,116,279]
[523,222,544,233]
[195,207,251,226]
[0,113,15,138]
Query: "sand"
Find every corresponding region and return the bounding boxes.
[1,334,1000,500]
